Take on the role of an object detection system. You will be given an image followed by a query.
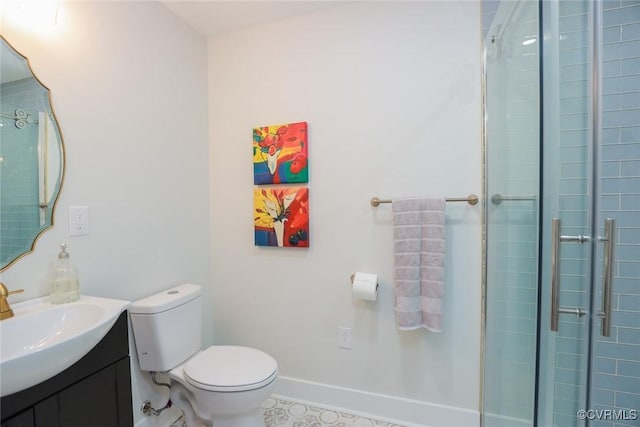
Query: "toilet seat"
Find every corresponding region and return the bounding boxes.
[183,346,278,392]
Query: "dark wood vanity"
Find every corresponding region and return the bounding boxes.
[0,311,133,427]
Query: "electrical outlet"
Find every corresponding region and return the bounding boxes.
[68,206,90,236]
[338,326,352,350]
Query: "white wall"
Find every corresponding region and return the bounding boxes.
[0,3,210,425]
[208,2,482,423]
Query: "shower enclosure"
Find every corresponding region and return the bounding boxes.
[483,1,640,426]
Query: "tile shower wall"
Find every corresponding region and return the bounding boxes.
[0,77,43,265]
[591,1,640,426]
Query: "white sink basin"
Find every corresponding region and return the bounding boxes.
[0,295,130,396]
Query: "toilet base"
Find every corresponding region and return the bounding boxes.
[170,385,211,427]
[168,377,273,427]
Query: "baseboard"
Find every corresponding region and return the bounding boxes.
[274,376,479,427]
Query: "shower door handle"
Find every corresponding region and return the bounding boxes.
[550,218,589,332]
[551,219,561,331]
[599,218,615,337]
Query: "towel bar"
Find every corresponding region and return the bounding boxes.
[370,194,479,207]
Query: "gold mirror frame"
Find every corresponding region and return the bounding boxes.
[0,36,66,271]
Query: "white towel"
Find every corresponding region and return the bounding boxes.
[392,197,445,332]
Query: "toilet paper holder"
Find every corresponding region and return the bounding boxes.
[350,272,379,302]
[350,273,379,289]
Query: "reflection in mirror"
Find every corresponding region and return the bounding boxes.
[0,36,65,271]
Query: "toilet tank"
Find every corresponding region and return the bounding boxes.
[129,283,203,372]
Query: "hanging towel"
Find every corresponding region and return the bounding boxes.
[392,197,446,332]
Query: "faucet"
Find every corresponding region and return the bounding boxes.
[0,282,24,320]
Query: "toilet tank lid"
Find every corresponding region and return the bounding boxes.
[130,283,202,314]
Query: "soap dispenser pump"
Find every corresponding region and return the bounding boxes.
[51,243,80,304]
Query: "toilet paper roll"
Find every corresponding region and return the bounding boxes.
[352,272,378,302]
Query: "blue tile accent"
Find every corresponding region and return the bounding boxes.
[603,110,640,127]
[603,5,640,27]
[621,194,640,210]
[614,278,640,294]
[621,160,640,175]
[603,75,640,94]
[594,342,640,360]
[601,177,640,194]
[603,40,640,61]
[601,161,622,177]
[601,143,640,161]
[603,94,622,111]
[593,373,640,394]
[617,360,640,378]
[621,57,640,74]
[595,357,618,374]
[621,92,640,108]
[603,60,621,78]
[603,127,622,143]
[601,194,622,209]
[604,26,623,43]
[620,127,640,142]
[622,22,640,40]
[615,391,640,410]
[619,261,640,278]
[592,387,616,405]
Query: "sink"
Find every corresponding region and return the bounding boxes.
[0,295,130,396]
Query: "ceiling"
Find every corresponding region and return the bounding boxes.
[159,1,350,37]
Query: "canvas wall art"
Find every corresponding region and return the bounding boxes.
[253,121,308,185]
[254,187,309,247]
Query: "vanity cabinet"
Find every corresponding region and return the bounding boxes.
[1,312,133,427]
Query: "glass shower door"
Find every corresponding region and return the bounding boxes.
[537,1,640,426]
[484,1,640,426]
[537,0,594,424]
[483,1,540,426]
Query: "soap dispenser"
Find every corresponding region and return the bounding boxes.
[51,243,80,304]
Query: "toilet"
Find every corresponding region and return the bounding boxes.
[129,283,278,427]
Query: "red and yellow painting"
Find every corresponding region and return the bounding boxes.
[253,121,308,185]
[254,187,309,248]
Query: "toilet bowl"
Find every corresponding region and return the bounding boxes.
[169,346,278,427]
[129,284,279,427]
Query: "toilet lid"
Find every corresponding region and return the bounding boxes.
[183,346,278,392]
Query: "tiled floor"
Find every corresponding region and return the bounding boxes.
[165,396,406,426]
[262,397,407,427]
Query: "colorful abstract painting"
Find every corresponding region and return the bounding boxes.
[253,121,308,185]
[254,187,309,247]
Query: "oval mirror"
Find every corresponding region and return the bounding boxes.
[0,36,65,271]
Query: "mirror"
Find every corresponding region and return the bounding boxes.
[0,36,65,271]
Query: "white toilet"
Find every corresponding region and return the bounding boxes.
[129,283,278,427]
